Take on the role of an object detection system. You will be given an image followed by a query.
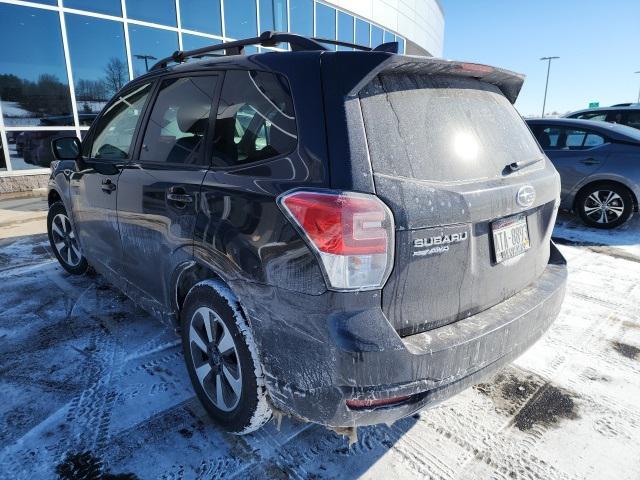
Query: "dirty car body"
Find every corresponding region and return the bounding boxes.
[48,39,567,429]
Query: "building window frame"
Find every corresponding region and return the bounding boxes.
[0,0,406,175]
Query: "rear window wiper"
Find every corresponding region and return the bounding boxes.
[504,157,543,174]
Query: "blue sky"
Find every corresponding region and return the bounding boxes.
[440,0,640,116]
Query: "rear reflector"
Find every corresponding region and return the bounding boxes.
[346,395,410,410]
[277,189,394,291]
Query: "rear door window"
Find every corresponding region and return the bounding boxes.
[535,126,562,148]
[139,76,218,165]
[565,129,587,149]
[359,75,542,182]
[575,111,608,121]
[212,70,297,167]
[606,111,626,124]
[583,132,605,148]
[625,111,640,129]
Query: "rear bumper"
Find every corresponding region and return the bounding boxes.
[239,242,567,428]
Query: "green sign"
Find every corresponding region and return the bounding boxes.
[589,102,599,108]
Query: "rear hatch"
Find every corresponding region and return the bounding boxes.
[332,56,560,336]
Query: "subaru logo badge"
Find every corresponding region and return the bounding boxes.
[516,185,536,208]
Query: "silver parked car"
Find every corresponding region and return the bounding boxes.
[527,118,640,228]
[565,104,640,130]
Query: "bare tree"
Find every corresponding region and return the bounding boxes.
[103,57,128,96]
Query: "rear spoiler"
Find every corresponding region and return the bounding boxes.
[346,55,525,104]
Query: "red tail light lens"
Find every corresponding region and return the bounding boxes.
[278,190,395,291]
[281,192,387,255]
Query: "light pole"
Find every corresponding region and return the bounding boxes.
[540,56,559,117]
[134,54,157,73]
[635,71,640,103]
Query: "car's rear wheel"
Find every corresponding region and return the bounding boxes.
[47,202,88,274]
[181,280,271,434]
[576,182,634,229]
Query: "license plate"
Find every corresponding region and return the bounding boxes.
[491,215,530,263]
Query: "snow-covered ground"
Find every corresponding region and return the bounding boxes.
[0,204,639,479]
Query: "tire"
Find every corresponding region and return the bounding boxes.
[181,280,271,434]
[575,182,634,229]
[47,202,89,275]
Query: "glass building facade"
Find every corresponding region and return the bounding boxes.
[0,0,407,174]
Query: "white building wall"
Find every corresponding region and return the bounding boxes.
[324,0,444,56]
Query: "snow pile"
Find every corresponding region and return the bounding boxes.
[0,225,639,479]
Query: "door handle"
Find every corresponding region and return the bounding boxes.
[101,179,116,193]
[166,187,193,204]
[580,158,600,166]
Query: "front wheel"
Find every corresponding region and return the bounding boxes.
[576,182,634,229]
[47,202,88,274]
[181,281,271,434]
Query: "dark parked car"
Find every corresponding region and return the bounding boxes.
[21,114,98,168]
[565,104,640,130]
[47,32,567,435]
[527,118,640,228]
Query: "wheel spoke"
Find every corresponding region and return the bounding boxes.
[223,365,242,397]
[597,210,606,223]
[204,312,214,343]
[215,373,228,410]
[217,330,234,355]
[587,193,602,206]
[587,209,601,220]
[584,205,599,214]
[66,246,73,264]
[604,191,614,204]
[70,243,81,259]
[607,206,624,216]
[190,325,208,353]
[196,362,212,384]
[61,215,70,234]
[54,241,65,252]
[52,222,64,237]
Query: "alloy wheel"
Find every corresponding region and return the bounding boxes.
[51,213,82,267]
[583,190,625,225]
[189,306,243,412]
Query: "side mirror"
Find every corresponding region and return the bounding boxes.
[52,136,82,161]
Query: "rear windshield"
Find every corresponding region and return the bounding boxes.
[359,75,542,183]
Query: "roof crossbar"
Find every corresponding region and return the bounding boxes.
[151,31,396,70]
[151,31,327,70]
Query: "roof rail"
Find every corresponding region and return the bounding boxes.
[310,37,398,53]
[310,37,371,51]
[151,31,396,70]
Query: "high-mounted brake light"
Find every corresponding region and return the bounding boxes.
[278,190,395,291]
[458,62,494,74]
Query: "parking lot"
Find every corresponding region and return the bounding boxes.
[0,196,639,479]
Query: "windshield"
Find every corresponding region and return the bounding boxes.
[359,74,542,183]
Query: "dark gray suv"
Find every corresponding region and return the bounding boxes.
[47,32,567,435]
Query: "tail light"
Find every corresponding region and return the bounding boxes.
[277,189,395,291]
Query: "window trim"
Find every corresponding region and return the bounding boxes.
[129,71,223,168]
[209,68,299,172]
[85,79,156,164]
